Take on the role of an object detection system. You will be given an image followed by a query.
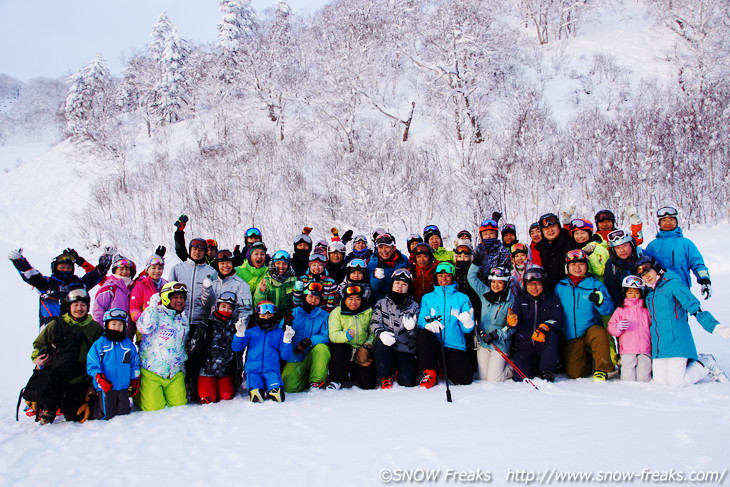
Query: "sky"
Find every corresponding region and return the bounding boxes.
[0,0,330,81]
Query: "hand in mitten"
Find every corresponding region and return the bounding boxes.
[283,325,296,344]
[451,308,475,330]
[341,229,354,244]
[589,291,604,305]
[491,211,502,223]
[95,373,113,393]
[480,330,500,345]
[155,246,166,258]
[401,315,416,331]
[174,214,188,231]
[561,204,576,225]
[148,293,161,308]
[506,309,518,327]
[234,317,247,337]
[294,280,304,292]
[202,277,213,289]
[582,242,597,254]
[713,324,730,339]
[379,331,396,346]
[7,248,22,261]
[64,248,85,266]
[699,278,712,300]
[129,378,140,397]
[373,267,385,280]
[425,320,444,334]
[294,337,312,355]
[472,249,486,267]
[531,323,551,343]
[625,206,642,226]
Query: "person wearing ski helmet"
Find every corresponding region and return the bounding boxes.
[345,234,374,265]
[416,262,475,388]
[336,258,372,306]
[292,253,339,312]
[509,267,563,382]
[326,241,348,285]
[280,282,332,392]
[405,234,424,265]
[188,291,240,403]
[473,218,512,285]
[468,265,515,382]
[594,208,644,246]
[454,230,473,249]
[633,255,730,386]
[92,256,136,336]
[255,249,297,318]
[534,213,575,292]
[9,247,109,328]
[172,214,219,266]
[645,207,712,299]
[232,301,288,402]
[291,227,313,278]
[168,237,216,326]
[423,224,454,263]
[453,244,481,318]
[569,218,610,281]
[603,228,654,306]
[236,241,269,294]
[501,224,518,248]
[606,276,652,382]
[371,269,420,388]
[130,254,168,326]
[135,281,190,411]
[87,308,141,420]
[231,227,265,267]
[368,232,410,305]
[201,249,253,324]
[411,242,437,304]
[327,285,376,390]
[555,249,615,381]
[508,243,535,296]
[28,288,104,424]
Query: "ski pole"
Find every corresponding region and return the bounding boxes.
[438,332,452,403]
[490,342,539,390]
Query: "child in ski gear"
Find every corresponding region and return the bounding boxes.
[345,234,374,265]
[201,249,253,323]
[255,249,297,317]
[411,242,436,303]
[534,213,575,292]
[188,292,239,403]
[607,276,652,382]
[281,282,332,392]
[508,243,534,296]
[293,253,338,312]
[554,250,615,381]
[368,233,411,304]
[236,242,269,294]
[9,248,107,328]
[93,256,135,337]
[474,218,512,284]
[135,281,189,411]
[291,229,313,278]
[29,288,103,424]
[645,207,711,299]
[336,258,372,305]
[416,262,475,388]
[634,256,730,386]
[509,267,563,382]
[569,219,609,281]
[328,285,376,390]
[87,308,141,420]
[468,266,514,382]
[326,241,348,285]
[371,269,420,388]
[232,301,287,402]
[423,225,454,263]
[130,254,167,326]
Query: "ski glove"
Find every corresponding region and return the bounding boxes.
[480,330,499,345]
[76,402,91,423]
[616,320,630,332]
[425,320,444,334]
[294,280,304,292]
[582,242,597,254]
[699,278,712,300]
[506,309,518,327]
[531,323,551,343]
[712,324,730,339]
[283,325,295,344]
[174,214,188,231]
[294,337,312,355]
[491,211,502,223]
[98,253,113,272]
[234,317,247,337]
[401,315,417,331]
[155,246,166,258]
[148,293,161,308]
[95,373,113,393]
[472,250,486,267]
[202,277,213,289]
[451,308,475,330]
[373,267,385,280]
[129,378,140,398]
[626,206,642,226]
[379,331,396,347]
[7,248,22,261]
[64,248,85,266]
[589,291,604,305]
[561,204,576,225]
[341,229,354,244]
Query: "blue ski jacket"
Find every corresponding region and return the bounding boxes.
[646,227,710,289]
[417,283,473,351]
[232,325,286,374]
[555,276,614,340]
[87,336,140,390]
[280,306,330,362]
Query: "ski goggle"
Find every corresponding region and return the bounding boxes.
[218,291,237,305]
[245,228,262,238]
[479,219,498,231]
[309,253,327,263]
[344,285,363,296]
[414,246,432,255]
[67,288,90,303]
[635,264,654,277]
[272,250,290,262]
[523,268,546,282]
[595,210,615,223]
[423,225,439,233]
[163,282,188,293]
[256,302,276,315]
[104,308,128,322]
[407,234,423,242]
[454,246,472,255]
[304,282,324,295]
[328,242,346,253]
[565,249,588,263]
[622,275,645,289]
[353,235,368,243]
[216,250,233,261]
[376,234,395,247]
[392,268,413,281]
[435,262,455,275]
[189,239,208,249]
[147,256,164,267]
[510,243,528,255]
[347,259,367,270]
[607,229,630,243]
[570,219,593,231]
[501,224,516,233]
[539,215,559,228]
[488,267,510,281]
[206,239,218,248]
[56,254,75,264]
[657,207,678,219]
[113,259,134,269]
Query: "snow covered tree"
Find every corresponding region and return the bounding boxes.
[150,12,174,63]
[65,53,113,137]
[149,26,191,125]
[216,0,259,88]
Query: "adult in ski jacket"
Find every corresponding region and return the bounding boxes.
[168,245,215,324]
[646,226,709,291]
[254,252,297,318]
[368,233,411,304]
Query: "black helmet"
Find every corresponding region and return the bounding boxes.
[65,288,90,306]
[523,267,547,282]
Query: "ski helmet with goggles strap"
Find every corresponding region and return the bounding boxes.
[607,229,633,248]
[304,282,324,297]
[256,301,276,315]
[343,285,363,298]
[353,234,368,244]
[538,213,559,228]
[523,267,546,282]
[272,250,291,262]
[454,245,472,255]
[510,243,529,256]
[52,253,75,272]
[375,233,396,247]
[634,255,663,277]
[160,281,188,307]
[189,238,207,250]
[595,210,616,224]
[656,206,678,220]
[501,224,516,235]
[215,249,234,262]
[565,249,588,264]
[622,275,645,290]
[328,241,346,253]
[309,253,327,263]
[392,268,413,285]
[569,218,594,233]
[479,219,498,233]
[146,255,164,269]
[217,291,237,306]
[103,308,128,324]
[488,267,510,281]
[66,288,90,305]
[245,227,262,238]
[347,259,367,271]
[435,262,455,275]
[457,230,472,240]
[206,239,218,248]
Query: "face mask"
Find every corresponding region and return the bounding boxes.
[55,270,74,281]
[105,329,126,342]
[302,302,317,313]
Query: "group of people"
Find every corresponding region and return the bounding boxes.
[9,205,730,426]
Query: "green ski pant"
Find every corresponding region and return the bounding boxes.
[134,368,187,411]
[282,344,331,393]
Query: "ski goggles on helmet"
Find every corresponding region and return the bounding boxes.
[103,308,128,323]
[413,243,432,255]
[621,275,645,289]
[304,282,324,296]
[392,268,413,282]
[215,250,233,261]
[347,259,367,270]
[375,234,396,247]
[569,218,594,232]
[488,267,510,281]
[510,243,529,255]
[206,239,218,248]
[595,210,615,223]
[538,214,559,228]
[565,249,588,264]
[113,258,134,269]
[218,291,237,305]
[66,288,90,303]
[435,262,455,275]
[309,253,327,263]
[407,233,423,242]
[634,263,655,278]
[189,238,208,249]
[523,267,546,282]
[607,229,632,247]
[344,285,363,296]
[454,246,472,255]
[146,255,164,268]
[245,227,262,238]
[501,224,516,234]
[163,282,188,293]
[328,242,346,253]
[56,253,75,264]
[423,225,440,233]
[272,250,291,262]
[656,206,678,219]
[479,219,499,232]
[353,234,368,243]
[256,301,276,315]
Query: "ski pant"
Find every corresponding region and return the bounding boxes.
[476,346,513,382]
[282,343,331,393]
[511,332,560,381]
[620,353,652,382]
[373,340,418,387]
[329,343,376,390]
[94,389,131,420]
[652,357,707,387]
[416,329,473,385]
[246,371,283,393]
[135,368,187,411]
[564,325,613,379]
[197,375,235,403]
[41,380,89,423]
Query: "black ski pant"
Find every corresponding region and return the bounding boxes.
[373,340,418,387]
[511,331,560,381]
[416,329,473,385]
[94,389,131,420]
[329,343,376,390]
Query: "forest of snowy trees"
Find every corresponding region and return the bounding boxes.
[1,0,729,252]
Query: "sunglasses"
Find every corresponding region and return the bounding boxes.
[539,215,559,227]
[257,302,276,315]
